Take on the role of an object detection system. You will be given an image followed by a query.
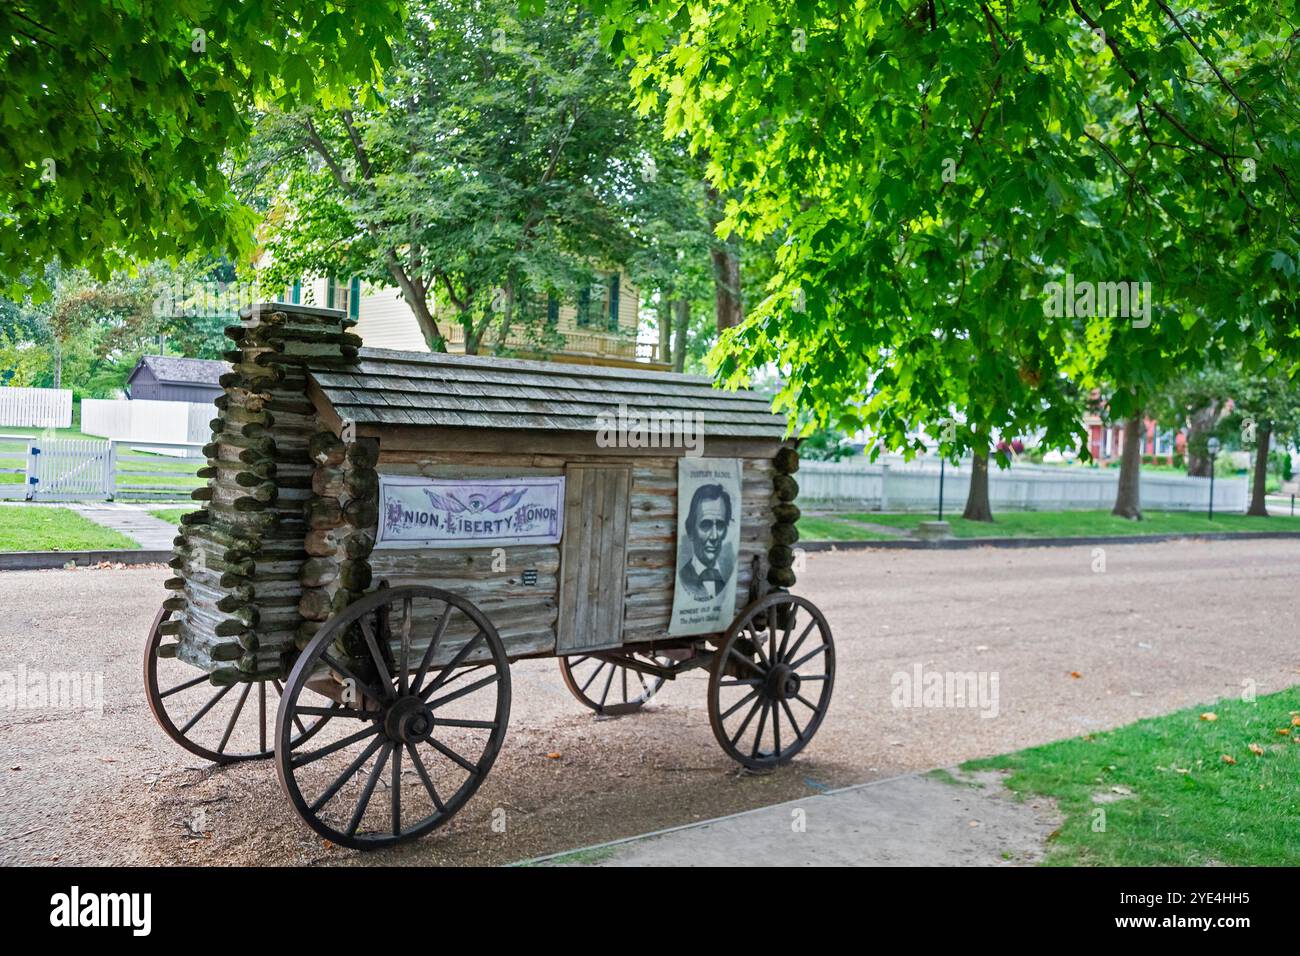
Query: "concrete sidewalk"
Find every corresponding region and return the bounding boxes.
[529,769,1061,867]
[71,503,178,549]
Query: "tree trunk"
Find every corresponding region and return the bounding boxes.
[962,450,993,521]
[1247,419,1272,516]
[1184,403,1223,477]
[711,246,743,331]
[1111,412,1144,519]
[704,175,743,331]
[657,296,672,364]
[671,298,689,373]
[386,255,446,352]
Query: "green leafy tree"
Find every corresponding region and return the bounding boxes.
[1,1,403,298]
[250,0,650,353]
[593,1,1300,524]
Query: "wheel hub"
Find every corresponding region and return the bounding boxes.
[765,662,801,701]
[384,695,435,743]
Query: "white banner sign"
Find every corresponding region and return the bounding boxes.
[376,475,565,549]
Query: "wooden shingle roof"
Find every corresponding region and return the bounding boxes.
[306,348,786,438]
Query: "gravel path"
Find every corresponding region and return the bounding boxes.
[1,537,1295,866]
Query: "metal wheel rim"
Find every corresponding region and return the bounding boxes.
[143,604,325,764]
[559,652,668,715]
[274,586,512,850]
[708,592,835,771]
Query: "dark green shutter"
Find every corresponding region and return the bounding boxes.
[608,274,620,330]
[349,277,361,319]
[291,280,301,304]
[326,276,335,309]
[547,294,559,326]
[577,285,591,327]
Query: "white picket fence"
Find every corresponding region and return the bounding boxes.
[799,458,1248,513]
[0,386,73,428]
[81,398,211,457]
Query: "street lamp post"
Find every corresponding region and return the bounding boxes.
[938,456,946,521]
[1206,437,1221,521]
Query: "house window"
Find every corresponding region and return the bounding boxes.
[326,277,360,319]
[1155,429,1174,456]
[546,294,559,327]
[608,274,620,331]
[291,280,301,305]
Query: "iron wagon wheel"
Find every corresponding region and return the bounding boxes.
[275,585,512,850]
[559,651,670,716]
[707,592,835,771]
[143,605,328,764]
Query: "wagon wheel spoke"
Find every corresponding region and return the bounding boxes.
[274,679,307,735]
[295,705,366,719]
[727,645,766,676]
[217,683,252,755]
[359,615,394,690]
[291,724,381,769]
[427,672,499,711]
[418,630,486,701]
[309,735,387,813]
[398,596,413,696]
[410,602,453,694]
[783,620,817,666]
[789,644,830,671]
[599,661,616,708]
[750,700,770,759]
[258,681,267,753]
[434,717,498,729]
[178,683,233,735]
[728,697,764,748]
[159,673,208,699]
[579,660,606,694]
[406,743,444,812]
[721,688,759,721]
[427,737,479,775]
[346,744,393,838]
[390,745,402,837]
[746,624,772,670]
[780,698,805,742]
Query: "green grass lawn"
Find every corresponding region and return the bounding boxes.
[811,509,1300,540]
[0,506,139,552]
[148,508,189,525]
[798,515,896,541]
[963,688,1300,866]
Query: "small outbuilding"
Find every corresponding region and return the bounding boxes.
[127,355,227,403]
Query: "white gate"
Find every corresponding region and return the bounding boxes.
[25,439,115,500]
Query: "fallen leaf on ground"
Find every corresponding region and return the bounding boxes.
[1200,712,1217,721]
[545,752,562,759]
[1248,743,1264,756]
[1276,728,1292,736]
[1220,754,1236,765]
[1070,671,1082,679]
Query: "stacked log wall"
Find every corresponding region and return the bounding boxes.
[163,306,359,683]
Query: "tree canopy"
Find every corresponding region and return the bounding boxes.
[592,0,1300,461]
[1,0,403,297]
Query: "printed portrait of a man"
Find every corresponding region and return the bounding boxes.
[677,482,736,601]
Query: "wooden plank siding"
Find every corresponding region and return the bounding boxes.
[372,449,774,660]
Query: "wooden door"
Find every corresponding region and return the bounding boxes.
[556,464,631,653]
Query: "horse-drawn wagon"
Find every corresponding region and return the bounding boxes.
[145,301,834,849]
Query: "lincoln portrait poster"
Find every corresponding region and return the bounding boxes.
[669,458,741,636]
